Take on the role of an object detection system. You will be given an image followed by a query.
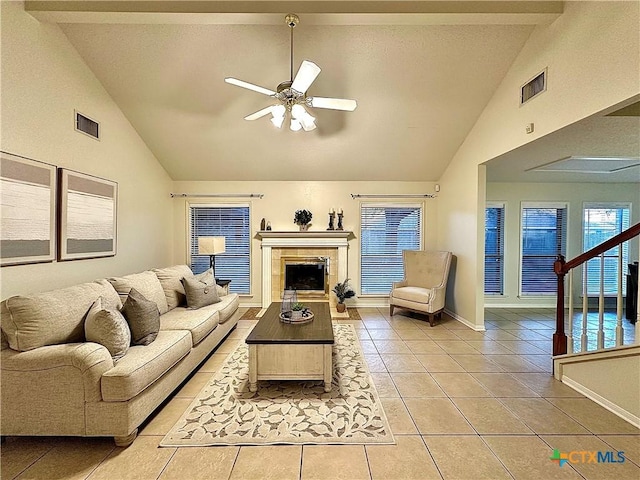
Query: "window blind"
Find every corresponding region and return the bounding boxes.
[485,204,505,295]
[189,204,250,294]
[360,204,422,295]
[583,204,630,295]
[520,204,567,295]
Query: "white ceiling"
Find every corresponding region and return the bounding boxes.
[29,1,637,183]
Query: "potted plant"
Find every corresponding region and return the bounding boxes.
[333,278,355,313]
[291,302,305,319]
[294,209,312,231]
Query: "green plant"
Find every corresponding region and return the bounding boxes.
[294,209,312,225]
[292,302,305,311]
[333,278,355,303]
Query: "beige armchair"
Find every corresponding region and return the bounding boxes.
[389,250,453,326]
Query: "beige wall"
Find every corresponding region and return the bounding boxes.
[437,1,640,327]
[560,348,640,425]
[0,2,173,299]
[486,182,640,307]
[171,181,437,307]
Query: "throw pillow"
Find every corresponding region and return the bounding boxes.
[181,275,221,309]
[152,265,193,310]
[194,268,226,297]
[85,297,131,362]
[122,288,161,346]
[108,271,169,315]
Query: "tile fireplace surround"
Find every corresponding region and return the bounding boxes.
[257,231,351,312]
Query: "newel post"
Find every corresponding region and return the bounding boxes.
[553,254,567,356]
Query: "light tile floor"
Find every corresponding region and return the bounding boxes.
[2,307,639,480]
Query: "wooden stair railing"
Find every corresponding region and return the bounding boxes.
[553,222,640,356]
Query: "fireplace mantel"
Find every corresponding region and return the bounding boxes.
[258,231,351,309]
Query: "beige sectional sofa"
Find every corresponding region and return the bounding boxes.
[0,265,239,446]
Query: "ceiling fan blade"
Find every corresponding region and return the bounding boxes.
[244,106,276,121]
[310,97,358,111]
[224,77,276,96]
[291,60,321,94]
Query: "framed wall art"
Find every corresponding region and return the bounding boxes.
[58,169,117,261]
[1,151,57,266]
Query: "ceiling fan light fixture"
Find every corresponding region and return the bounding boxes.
[225,13,357,132]
[271,115,285,128]
[290,119,302,131]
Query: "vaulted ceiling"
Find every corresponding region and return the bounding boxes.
[25,1,638,183]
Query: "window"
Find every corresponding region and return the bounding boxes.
[360,203,422,295]
[485,203,505,295]
[189,204,250,294]
[583,203,631,295]
[520,203,567,295]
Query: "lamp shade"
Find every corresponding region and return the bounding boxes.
[198,237,226,255]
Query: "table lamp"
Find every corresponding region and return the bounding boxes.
[197,236,226,280]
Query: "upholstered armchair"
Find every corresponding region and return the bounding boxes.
[389,250,453,326]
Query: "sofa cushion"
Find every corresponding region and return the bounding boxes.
[101,330,191,402]
[391,286,432,304]
[122,288,160,346]
[108,271,169,315]
[159,307,219,346]
[85,297,131,362]
[216,293,240,324]
[1,279,121,352]
[182,275,220,309]
[152,265,193,310]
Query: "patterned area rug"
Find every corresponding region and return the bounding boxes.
[239,307,361,320]
[160,324,394,446]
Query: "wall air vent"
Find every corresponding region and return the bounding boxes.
[75,110,100,140]
[520,69,547,105]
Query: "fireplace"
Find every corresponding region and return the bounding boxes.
[282,257,329,297]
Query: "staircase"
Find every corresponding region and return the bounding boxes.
[553,223,640,427]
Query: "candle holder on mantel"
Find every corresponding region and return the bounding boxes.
[336,212,344,231]
[327,212,336,230]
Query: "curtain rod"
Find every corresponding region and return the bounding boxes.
[170,193,264,199]
[350,194,436,199]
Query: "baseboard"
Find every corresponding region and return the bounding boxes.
[561,376,640,428]
[484,303,556,309]
[444,309,485,331]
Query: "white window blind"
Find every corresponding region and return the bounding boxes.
[583,203,630,295]
[520,203,567,295]
[485,204,505,295]
[189,204,250,294]
[360,203,422,295]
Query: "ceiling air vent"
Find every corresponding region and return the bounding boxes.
[520,69,547,106]
[75,110,100,140]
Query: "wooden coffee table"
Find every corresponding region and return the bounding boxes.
[245,302,334,392]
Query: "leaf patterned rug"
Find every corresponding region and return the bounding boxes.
[160,324,394,446]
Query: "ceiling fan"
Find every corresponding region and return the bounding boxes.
[224,13,357,132]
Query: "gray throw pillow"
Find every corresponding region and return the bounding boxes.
[122,288,160,346]
[182,275,221,309]
[194,268,227,297]
[85,297,131,362]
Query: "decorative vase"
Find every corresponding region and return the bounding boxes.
[299,224,309,231]
[336,302,346,313]
[292,310,303,320]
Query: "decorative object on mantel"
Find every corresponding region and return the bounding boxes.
[327,208,335,230]
[260,218,266,230]
[336,208,344,231]
[333,278,355,313]
[266,221,272,230]
[294,209,312,231]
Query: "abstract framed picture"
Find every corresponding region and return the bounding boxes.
[58,169,117,261]
[1,151,57,266]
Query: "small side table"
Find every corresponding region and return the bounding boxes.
[216,279,231,295]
